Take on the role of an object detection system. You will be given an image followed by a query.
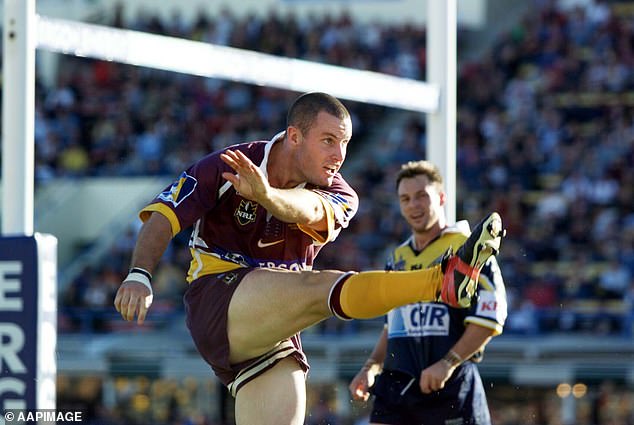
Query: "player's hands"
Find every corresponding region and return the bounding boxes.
[419,360,455,394]
[349,366,378,401]
[220,149,270,202]
[113,280,153,324]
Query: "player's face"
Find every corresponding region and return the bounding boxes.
[398,175,444,233]
[294,111,352,186]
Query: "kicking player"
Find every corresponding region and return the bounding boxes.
[114,92,504,425]
[349,160,507,425]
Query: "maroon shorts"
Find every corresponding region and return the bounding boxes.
[184,268,309,395]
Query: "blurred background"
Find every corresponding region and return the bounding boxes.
[1,0,634,423]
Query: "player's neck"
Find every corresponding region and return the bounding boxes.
[267,138,302,188]
[412,222,443,251]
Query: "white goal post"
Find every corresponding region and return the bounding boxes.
[2,0,456,235]
[0,0,455,410]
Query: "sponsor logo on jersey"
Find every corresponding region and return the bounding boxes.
[476,290,506,322]
[257,239,284,248]
[387,303,450,337]
[234,200,258,225]
[257,261,305,271]
[159,172,197,207]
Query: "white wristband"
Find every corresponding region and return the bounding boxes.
[123,267,153,295]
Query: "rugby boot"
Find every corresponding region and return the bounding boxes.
[440,212,505,308]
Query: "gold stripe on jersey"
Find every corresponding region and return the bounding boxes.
[464,316,503,335]
[186,248,243,283]
[139,203,182,236]
[394,232,468,270]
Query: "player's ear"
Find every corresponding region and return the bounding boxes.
[439,191,446,206]
[287,126,301,146]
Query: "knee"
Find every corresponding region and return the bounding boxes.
[300,270,345,314]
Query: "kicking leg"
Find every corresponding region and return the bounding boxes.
[227,268,343,363]
[330,212,505,317]
[227,212,503,362]
[228,266,446,363]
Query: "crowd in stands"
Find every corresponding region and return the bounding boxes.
[26,0,634,423]
[50,2,423,332]
[53,0,634,338]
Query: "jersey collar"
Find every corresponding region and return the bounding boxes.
[408,220,471,253]
[260,131,306,189]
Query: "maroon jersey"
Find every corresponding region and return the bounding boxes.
[140,132,359,282]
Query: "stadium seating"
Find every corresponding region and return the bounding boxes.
[22,0,634,423]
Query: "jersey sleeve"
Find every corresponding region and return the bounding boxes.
[139,151,226,236]
[297,175,359,245]
[464,256,508,335]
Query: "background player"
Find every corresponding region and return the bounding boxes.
[113,93,504,425]
[349,160,507,425]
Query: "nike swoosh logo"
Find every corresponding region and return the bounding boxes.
[257,239,284,248]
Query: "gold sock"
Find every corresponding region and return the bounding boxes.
[336,266,443,319]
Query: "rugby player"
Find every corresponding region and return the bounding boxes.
[114,92,504,425]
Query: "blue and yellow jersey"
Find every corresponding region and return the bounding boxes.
[383,221,507,377]
[139,132,358,283]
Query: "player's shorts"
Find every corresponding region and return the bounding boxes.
[183,268,309,396]
[370,364,491,425]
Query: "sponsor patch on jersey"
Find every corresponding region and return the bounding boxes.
[234,200,258,225]
[476,290,505,322]
[159,172,197,207]
[387,303,450,337]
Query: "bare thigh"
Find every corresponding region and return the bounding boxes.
[234,356,306,425]
[227,268,345,363]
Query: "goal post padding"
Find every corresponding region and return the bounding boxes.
[0,234,57,410]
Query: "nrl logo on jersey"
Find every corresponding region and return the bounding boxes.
[235,200,258,225]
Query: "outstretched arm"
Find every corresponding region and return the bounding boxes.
[419,324,494,394]
[113,212,173,324]
[221,149,328,232]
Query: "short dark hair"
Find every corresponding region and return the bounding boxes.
[286,92,350,135]
[395,160,443,190]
